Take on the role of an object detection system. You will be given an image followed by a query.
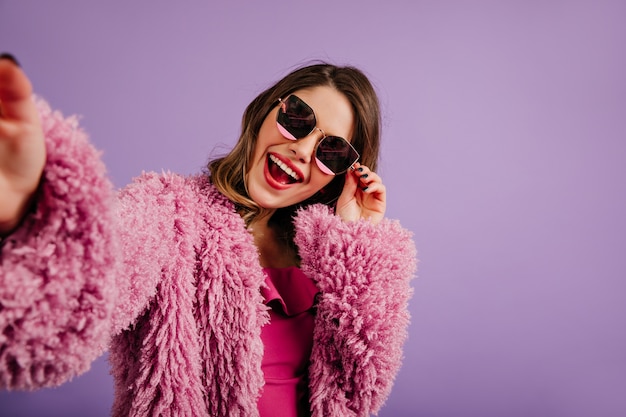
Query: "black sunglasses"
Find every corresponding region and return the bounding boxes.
[276,94,359,175]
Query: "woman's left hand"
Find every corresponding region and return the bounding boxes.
[335,163,386,224]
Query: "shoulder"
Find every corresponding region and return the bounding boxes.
[116,173,246,249]
[119,172,234,213]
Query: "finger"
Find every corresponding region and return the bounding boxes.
[0,57,37,123]
[361,181,386,197]
[358,171,382,187]
[340,165,359,197]
[353,165,382,187]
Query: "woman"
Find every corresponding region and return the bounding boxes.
[0,55,416,417]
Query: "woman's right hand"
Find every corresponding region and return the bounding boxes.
[0,55,46,235]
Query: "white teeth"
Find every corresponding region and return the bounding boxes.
[269,154,300,181]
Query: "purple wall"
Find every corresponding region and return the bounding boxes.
[1,2,625,416]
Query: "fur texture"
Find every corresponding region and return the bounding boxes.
[0,100,417,416]
[0,99,117,388]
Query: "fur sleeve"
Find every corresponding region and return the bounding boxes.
[293,204,417,416]
[0,99,187,389]
[0,98,118,389]
[110,171,204,331]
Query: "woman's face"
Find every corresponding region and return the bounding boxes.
[246,85,355,209]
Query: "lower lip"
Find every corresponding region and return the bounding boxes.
[264,154,293,190]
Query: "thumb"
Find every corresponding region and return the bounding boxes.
[336,167,359,207]
[0,54,36,122]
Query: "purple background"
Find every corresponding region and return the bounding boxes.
[1,1,625,416]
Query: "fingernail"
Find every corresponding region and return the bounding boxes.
[360,173,369,179]
[0,53,21,67]
[362,186,369,192]
[357,167,364,172]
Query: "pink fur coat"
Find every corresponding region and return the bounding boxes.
[0,100,417,416]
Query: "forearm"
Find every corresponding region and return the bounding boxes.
[294,204,417,415]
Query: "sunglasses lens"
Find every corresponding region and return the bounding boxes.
[277,95,316,139]
[277,95,359,175]
[316,136,360,175]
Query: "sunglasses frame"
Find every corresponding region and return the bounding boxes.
[276,95,360,175]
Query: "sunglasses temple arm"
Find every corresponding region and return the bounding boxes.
[349,159,361,172]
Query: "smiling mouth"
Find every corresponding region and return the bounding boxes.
[268,154,302,185]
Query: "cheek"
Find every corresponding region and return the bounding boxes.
[309,168,335,190]
[256,112,282,145]
[252,130,284,164]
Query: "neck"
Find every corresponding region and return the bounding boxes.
[248,211,297,269]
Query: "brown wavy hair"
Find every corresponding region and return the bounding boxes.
[208,62,381,228]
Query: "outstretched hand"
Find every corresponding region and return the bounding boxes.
[335,163,386,224]
[0,55,46,235]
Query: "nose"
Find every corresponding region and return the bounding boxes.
[288,128,323,164]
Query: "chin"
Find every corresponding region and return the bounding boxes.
[247,187,312,210]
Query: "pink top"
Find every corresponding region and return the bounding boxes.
[258,266,319,417]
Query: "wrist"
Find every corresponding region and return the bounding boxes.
[0,212,24,238]
[0,184,41,238]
